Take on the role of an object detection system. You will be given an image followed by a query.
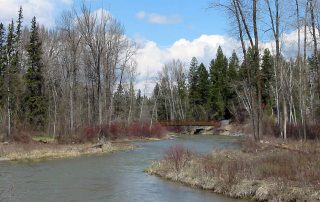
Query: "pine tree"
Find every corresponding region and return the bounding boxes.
[228,51,240,84]
[196,63,210,120]
[209,46,228,119]
[15,6,23,72]
[197,63,210,106]
[4,21,18,138]
[153,83,167,121]
[227,51,240,100]
[261,48,274,108]
[114,84,125,119]
[188,57,199,119]
[16,7,23,41]
[136,89,142,109]
[23,17,47,127]
[0,23,5,108]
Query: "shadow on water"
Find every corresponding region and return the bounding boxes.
[0,135,248,202]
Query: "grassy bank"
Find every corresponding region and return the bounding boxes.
[146,139,320,201]
[0,141,134,162]
[0,121,172,162]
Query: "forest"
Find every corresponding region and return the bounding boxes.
[1,0,320,143]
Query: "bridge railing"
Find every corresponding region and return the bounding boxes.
[159,121,221,127]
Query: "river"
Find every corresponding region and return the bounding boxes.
[0,135,248,202]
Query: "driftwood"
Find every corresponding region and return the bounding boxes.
[91,143,104,149]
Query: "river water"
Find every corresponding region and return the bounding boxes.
[0,135,247,202]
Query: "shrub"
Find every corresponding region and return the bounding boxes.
[263,118,320,140]
[96,122,168,140]
[240,136,259,153]
[164,145,192,172]
[69,122,168,142]
[82,127,100,142]
[12,131,31,144]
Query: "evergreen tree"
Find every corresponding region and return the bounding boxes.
[136,89,142,108]
[197,63,210,119]
[15,6,23,72]
[0,23,5,108]
[136,89,144,119]
[228,51,240,85]
[261,48,274,108]
[4,21,19,137]
[153,83,167,121]
[197,63,210,106]
[23,17,47,126]
[227,51,240,101]
[16,7,23,41]
[209,46,228,119]
[188,57,199,119]
[114,84,125,119]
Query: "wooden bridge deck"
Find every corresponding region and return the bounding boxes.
[159,121,220,127]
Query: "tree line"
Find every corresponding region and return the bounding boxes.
[151,47,274,123]
[153,0,320,141]
[208,0,320,141]
[0,5,141,140]
[1,0,320,142]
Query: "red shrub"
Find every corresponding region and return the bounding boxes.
[124,122,167,139]
[12,132,31,144]
[164,145,192,171]
[80,122,168,141]
[82,127,99,142]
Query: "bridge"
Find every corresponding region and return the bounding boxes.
[159,121,221,127]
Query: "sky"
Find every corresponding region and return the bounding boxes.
[0,0,300,92]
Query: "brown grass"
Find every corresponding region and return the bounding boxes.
[164,145,192,172]
[0,141,134,161]
[146,138,320,201]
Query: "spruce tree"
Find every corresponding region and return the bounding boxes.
[16,7,23,42]
[23,17,47,127]
[188,57,199,119]
[196,63,210,120]
[197,63,210,106]
[4,21,18,138]
[114,84,125,119]
[0,23,5,108]
[153,83,167,121]
[261,48,274,108]
[227,51,240,101]
[209,46,228,119]
[15,6,23,72]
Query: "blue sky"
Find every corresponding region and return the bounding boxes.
[67,0,229,47]
[0,0,300,92]
[0,0,235,92]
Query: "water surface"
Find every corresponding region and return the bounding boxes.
[0,135,247,202]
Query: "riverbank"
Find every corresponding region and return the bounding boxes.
[0,141,134,162]
[146,138,320,201]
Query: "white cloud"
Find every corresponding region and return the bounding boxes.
[134,30,317,93]
[135,34,241,80]
[136,11,182,24]
[134,34,241,94]
[0,0,72,27]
